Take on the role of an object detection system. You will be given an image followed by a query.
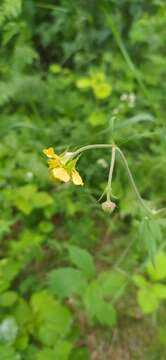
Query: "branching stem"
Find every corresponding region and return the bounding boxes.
[73,143,166,216]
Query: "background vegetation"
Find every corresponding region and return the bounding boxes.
[0,0,166,359]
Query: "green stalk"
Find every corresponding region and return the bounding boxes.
[107,145,116,201]
[73,143,166,216]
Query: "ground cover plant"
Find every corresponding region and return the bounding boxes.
[0,0,166,359]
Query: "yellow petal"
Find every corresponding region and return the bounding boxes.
[71,169,84,186]
[48,158,61,169]
[43,147,55,158]
[52,167,70,183]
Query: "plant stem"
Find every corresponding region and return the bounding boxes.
[107,145,116,201]
[73,143,114,157]
[73,143,166,216]
[116,146,154,215]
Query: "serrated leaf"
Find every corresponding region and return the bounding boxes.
[84,280,117,327]
[68,245,96,279]
[47,268,87,299]
[31,291,72,346]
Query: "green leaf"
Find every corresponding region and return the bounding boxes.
[53,341,73,360]
[36,348,57,360]
[95,301,117,327]
[33,192,53,209]
[84,281,103,318]
[36,342,72,360]
[14,298,32,327]
[70,348,90,360]
[0,345,20,360]
[98,271,126,298]
[84,281,117,327]
[133,275,148,288]
[47,268,87,299]
[139,217,162,263]
[31,291,72,345]
[68,245,96,279]
[5,185,53,215]
[137,287,159,314]
[152,284,166,299]
[0,259,21,294]
[147,252,166,280]
[0,291,18,307]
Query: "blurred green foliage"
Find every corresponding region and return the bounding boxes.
[0,0,166,358]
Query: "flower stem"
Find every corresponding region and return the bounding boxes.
[73,144,114,157]
[107,145,116,201]
[73,143,166,216]
[116,146,166,216]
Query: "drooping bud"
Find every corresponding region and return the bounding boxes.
[101,200,116,214]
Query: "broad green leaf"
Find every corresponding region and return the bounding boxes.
[31,291,72,345]
[14,298,32,327]
[138,287,159,314]
[95,301,117,327]
[47,268,87,299]
[152,284,166,299]
[36,342,72,360]
[68,245,96,279]
[98,271,126,298]
[33,192,53,209]
[139,217,161,262]
[14,333,29,351]
[147,252,166,280]
[84,281,117,327]
[0,259,21,294]
[0,291,18,307]
[36,348,58,360]
[84,281,103,318]
[53,341,72,360]
[133,275,148,288]
[0,345,20,360]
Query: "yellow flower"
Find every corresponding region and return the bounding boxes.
[43,147,57,158]
[43,147,83,186]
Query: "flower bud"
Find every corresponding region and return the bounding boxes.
[101,200,116,213]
